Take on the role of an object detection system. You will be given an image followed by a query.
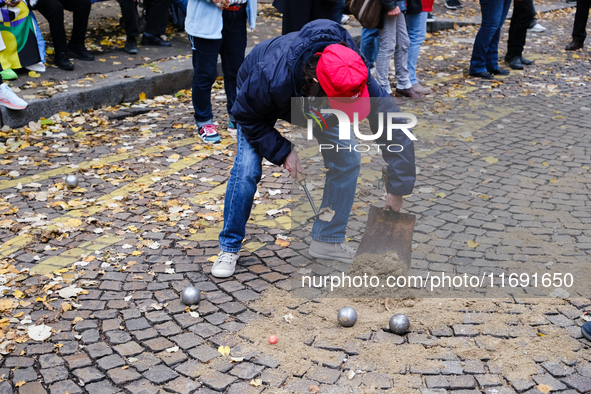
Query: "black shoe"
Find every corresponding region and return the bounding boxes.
[67,44,94,61]
[565,40,584,50]
[125,39,138,54]
[141,34,172,47]
[508,57,524,70]
[520,57,534,65]
[489,68,510,76]
[55,52,74,70]
[469,71,494,79]
[427,12,435,22]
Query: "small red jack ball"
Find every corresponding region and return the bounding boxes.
[268,335,278,344]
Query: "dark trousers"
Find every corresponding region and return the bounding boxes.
[282,0,341,35]
[469,0,511,74]
[506,0,536,59]
[33,0,91,54]
[191,6,247,126]
[117,0,171,39]
[572,0,591,42]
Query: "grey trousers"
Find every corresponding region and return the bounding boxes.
[376,13,412,93]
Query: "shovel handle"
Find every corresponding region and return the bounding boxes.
[296,171,306,186]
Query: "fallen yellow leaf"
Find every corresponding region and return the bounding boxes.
[272,173,282,178]
[0,300,14,311]
[207,255,217,263]
[28,71,41,78]
[15,381,26,388]
[542,161,549,166]
[467,240,480,248]
[537,384,552,394]
[483,156,498,164]
[13,290,25,299]
[435,192,446,198]
[139,92,146,101]
[549,178,559,183]
[217,346,230,356]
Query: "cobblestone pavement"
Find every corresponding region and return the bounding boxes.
[0,7,590,394]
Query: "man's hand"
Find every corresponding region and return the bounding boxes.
[384,194,403,212]
[215,0,230,9]
[283,150,302,178]
[387,6,401,16]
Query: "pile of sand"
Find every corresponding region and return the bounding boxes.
[231,287,584,386]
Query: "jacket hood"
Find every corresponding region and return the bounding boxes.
[285,19,359,75]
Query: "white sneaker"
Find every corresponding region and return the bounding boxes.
[0,83,27,110]
[26,62,46,72]
[308,240,356,264]
[528,23,546,33]
[211,251,240,278]
[341,14,350,25]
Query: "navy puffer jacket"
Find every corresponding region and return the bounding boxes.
[232,19,416,196]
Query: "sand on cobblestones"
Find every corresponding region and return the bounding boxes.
[233,287,584,384]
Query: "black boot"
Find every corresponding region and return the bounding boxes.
[520,57,534,65]
[125,39,138,54]
[68,44,94,61]
[141,34,172,47]
[565,40,584,51]
[55,52,74,70]
[508,56,524,70]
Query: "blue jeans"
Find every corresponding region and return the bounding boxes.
[469,0,511,74]
[360,28,379,68]
[405,11,427,86]
[190,7,247,128]
[219,124,361,252]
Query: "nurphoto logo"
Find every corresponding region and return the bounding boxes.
[306,109,418,153]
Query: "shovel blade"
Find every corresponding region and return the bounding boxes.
[355,206,416,268]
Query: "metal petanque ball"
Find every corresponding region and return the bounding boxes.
[181,286,201,306]
[389,313,410,334]
[337,306,358,327]
[65,175,79,188]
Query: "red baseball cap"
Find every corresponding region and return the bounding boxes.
[316,44,371,121]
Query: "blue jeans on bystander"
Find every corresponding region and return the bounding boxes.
[469,0,511,74]
[405,11,427,86]
[218,123,361,252]
[360,27,379,69]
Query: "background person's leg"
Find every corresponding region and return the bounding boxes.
[59,0,91,48]
[220,7,248,126]
[117,0,141,40]
[219,124,263,252]
[469,0,503,74]
[393,14,412,90]
[405,11,427,86]
[190,36,223,128]
[145,0,172,36]
[486,0,511,72]
[360,28,380,68]
[375,16,397,94]
[32,0,67,55]
[311,125,361,243]
[572,0,591,43]
[506,0,536,60]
